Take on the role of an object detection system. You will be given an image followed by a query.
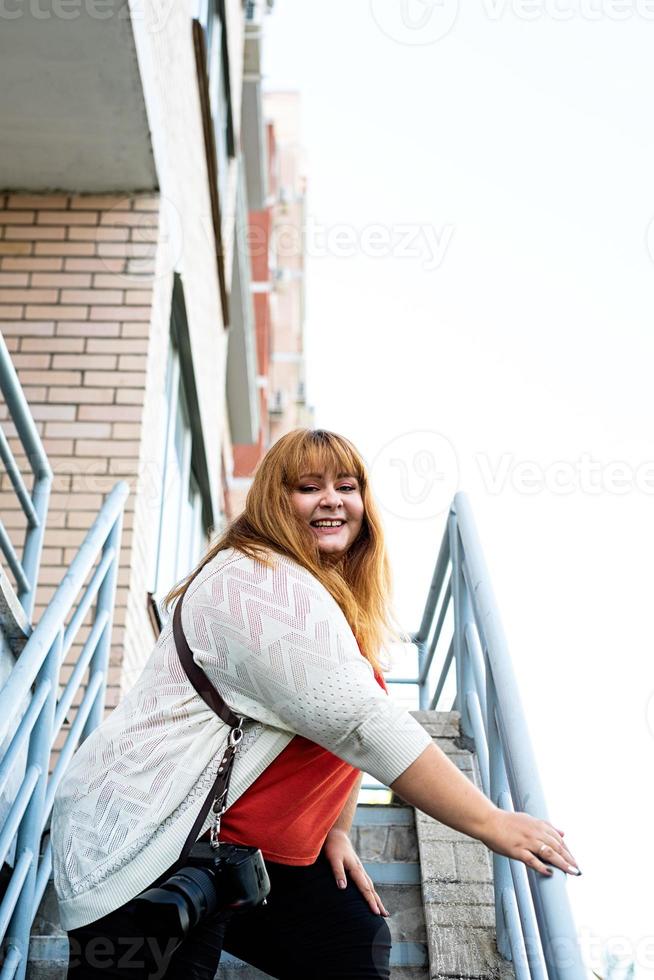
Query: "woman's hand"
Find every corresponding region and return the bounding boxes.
[478,809,582,877]
[322,829,389,916]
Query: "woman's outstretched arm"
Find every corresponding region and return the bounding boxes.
[390,742,581,877]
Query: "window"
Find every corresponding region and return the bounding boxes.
[151,344,207,616]
[196,0,233,208]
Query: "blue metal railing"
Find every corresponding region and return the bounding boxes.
[0,333,52,622]
[0,482,127,980]
[367,492,585,980]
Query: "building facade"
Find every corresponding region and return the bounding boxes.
[229,89,314,514]
[0,0,308,739]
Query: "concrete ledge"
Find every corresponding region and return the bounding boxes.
[412,711,515,980]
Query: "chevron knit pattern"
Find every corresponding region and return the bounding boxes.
[51,548,433,930]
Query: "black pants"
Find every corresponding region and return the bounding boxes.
[65,851,392,979]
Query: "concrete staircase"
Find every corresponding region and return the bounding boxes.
[27,712,515,979]
[216,801,429,980]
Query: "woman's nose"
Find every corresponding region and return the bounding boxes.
[320,487,341,507]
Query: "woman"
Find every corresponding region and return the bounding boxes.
[52,428,580,980]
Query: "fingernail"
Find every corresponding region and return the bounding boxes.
[567,865,582,876]
[337,879,346,889]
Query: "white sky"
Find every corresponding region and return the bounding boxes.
[262,3,654,976]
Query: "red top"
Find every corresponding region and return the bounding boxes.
[216,656,388,865]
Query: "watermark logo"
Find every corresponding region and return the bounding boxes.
[261,215,454,272]
[370,0,459,45]
[370,430,459,520]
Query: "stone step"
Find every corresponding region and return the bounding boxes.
[27,936,428,980]
[217,941,429,978]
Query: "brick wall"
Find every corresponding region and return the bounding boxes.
[0,192,161,740]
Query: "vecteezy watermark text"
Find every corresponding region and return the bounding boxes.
[477,452,654,495]
[249,216,455,271]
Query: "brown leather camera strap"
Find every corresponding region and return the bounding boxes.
[172,592,243,863]
[173,594,241,728]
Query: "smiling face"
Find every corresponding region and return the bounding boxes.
[290,468,365,560]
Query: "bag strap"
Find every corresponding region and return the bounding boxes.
[172,591,244,863]
[173,595,241,728]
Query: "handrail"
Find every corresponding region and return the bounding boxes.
[0,331,52,622]
[0,482,128,980]
[379,492,586,979]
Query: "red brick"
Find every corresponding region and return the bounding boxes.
[98,242,152,257]
[42,439,74,455]
[0,242,32,255]
[69,227,129,242]
[31,273,91,288]
[92,274,149,289]
[41,547,64,564]
[115,389,145,405]
[75,437,140,460]
[108,458,140,474]
[0,211,35,224]
[38,210,98,226]
[129,226,157,243]
[22,336,84,353]
[101,211,158,228]
[126,259,155,275]
[5,226,66,241]
[55,322,120,337]
[23,370,83,388]
[86,338,148,354]
[20,386,47,401]
[7,194,69,209]
[2,257,63,271]
[90,306,150,322]
[69,195,132,210]
[52,354,117,370]
[79,404,141,422]
[121,290,151,305]
[0,321,55,336]
[65,258,126,273]
[0,272,29,286]
[25,306,88,321]
[83,371,145,388]
[35,242,94,256]
[45,422,112,439]
[11,353,51,369]
[0,288,58,304]
[121,323,150,338]
[0,306,24,319]
[117,355,147,371]
[31,404,77,420]
[61,289,123,305]
[48,387,113,404]
[131,197,160,212]
[112,423,141,439]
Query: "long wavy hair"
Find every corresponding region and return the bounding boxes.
[164,428,407,673]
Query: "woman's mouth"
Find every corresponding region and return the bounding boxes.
[310,519,346,535]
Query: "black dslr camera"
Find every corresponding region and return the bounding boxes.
[132,840,270,945]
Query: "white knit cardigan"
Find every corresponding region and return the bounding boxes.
[51,547,432,930]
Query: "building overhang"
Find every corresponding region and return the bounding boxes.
[0,2,157,191]
[241,1,271,210]
[226,160,260,445]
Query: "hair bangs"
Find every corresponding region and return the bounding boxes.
[283,430,366,490]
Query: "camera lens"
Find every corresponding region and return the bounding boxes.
[133,866,219,941]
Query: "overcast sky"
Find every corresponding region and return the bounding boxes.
[263,3,654,976]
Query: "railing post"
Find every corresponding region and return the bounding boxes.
[448,508,473,738]
[486,670,516,963]
[81,510,124,742]
[3,630,60,980]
